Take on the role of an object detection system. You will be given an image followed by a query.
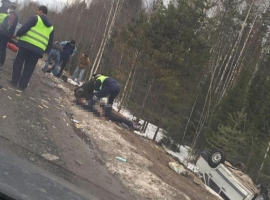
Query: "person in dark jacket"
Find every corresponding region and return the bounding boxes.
[42,41,62,76]
[74,77,95,105]
[11,5,54,90]
[0,0,14,67]
[56,40,77,77]
[90,73,120,119]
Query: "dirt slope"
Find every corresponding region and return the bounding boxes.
[0,50,220,200]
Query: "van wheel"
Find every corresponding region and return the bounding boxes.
[208,150,225,168]
[254,193,269,200]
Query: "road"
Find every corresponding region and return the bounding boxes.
[0,50,136,200]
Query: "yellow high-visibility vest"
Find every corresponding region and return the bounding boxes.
[20,15,53,51]
[0,13,8,24]
[97,75,108,90]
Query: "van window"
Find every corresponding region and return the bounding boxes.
[220,191,230,200]
[209,178,221,194]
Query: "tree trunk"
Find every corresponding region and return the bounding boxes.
[225,14,258,92]
[126,64,137,102]
[141,120,147,132]
[217,0,256,102]
[94,0,122,74]
[143,121,149,133]
[89,0,115,79]
[245,136,254,173]
[141,76,154,109]
[117,50,139,112]
[84,2,107,81]
[153,127,160,142]
[256,141,270,182]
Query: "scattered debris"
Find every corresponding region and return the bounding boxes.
[193,178,201,185]
[16,90,22,93]
[75,160,82,166]
[29,157,35,162]
[75,124,84,129]
[2,88,7,91]
[39,99,49,104]
[30,97,36,101]
[115,157,127,163]
[39,105,43,109]
[8,96,11,99]
[43,117,50,122]
[42,104,49,109]
[71,119,80,124]
[41,153,59,161]
[168,162,187,176]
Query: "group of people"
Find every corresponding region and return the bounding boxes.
[0,1,120,119]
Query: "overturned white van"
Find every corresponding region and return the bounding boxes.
[196,150,269,200]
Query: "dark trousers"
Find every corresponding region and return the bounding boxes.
[95,83,120,105]
[12,47,40,89]
[0,35,9,65]
[58,54,69,74]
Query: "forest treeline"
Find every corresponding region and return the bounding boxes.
[16,0,270,185]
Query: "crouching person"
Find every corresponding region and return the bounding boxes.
[90,73,120,119]
[74,77,95,105]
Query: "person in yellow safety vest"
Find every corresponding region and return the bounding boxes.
[0,0,12,32]
[10,5,54,91]
[89,73,120,119]
[0,2,18,67]
[0,0,11,89]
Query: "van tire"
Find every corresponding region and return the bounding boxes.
[253,193,269,200]
[208,150,226,168]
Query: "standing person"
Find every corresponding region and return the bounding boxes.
[0,0,11,88]
[0,3,18,66]
[90,73,120,119]
[72,53,90,84]
[42,41,62,76]
[56,40,77,77]
[0,0,12,67]
[11,5,54,90]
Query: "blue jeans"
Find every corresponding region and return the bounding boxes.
[43,49,60,76]
[72,67,85,82]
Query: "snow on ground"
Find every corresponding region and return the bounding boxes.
[163,146,199,173]
[113,104,199,172]
[113,103,164,141]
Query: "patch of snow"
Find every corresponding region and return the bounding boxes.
[113,103,164,141]
[112,104,202,175]
[163,146,199,174]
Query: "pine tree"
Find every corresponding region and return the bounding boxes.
[207,109,250,161]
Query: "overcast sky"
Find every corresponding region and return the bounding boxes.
[18,0,170,7]
[18,0,67,7]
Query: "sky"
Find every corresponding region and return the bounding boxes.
[18,0,170,7]
[18,0,68,7]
